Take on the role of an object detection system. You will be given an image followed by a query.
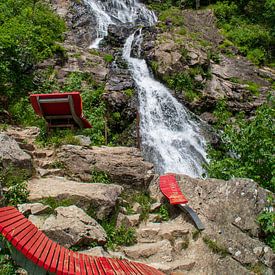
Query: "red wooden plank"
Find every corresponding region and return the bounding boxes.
[0,206,15,212]
[31,237,50,264]
[44,242,57,270]
[56,246,66,275]
[0,207,18,216]
[21,230,43,256]
[37,239,53,267]
[78,253,87,275]
[118,260,139,275]
[74,252,81,275]
[10,223,35,247]
[0,213,25,232]
[26,233,46,259]
[87,256,100,275]
[98,257,115,275]
[129,262,149,274]
[1,217,29,238]
[107,258,126,275]
[93,257,105,275]
[62,248,70,275]
[49,244,61,273]
[16,226,38,251]
[68,250,75,275]
[83,254,93,275]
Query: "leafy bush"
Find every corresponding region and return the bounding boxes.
[0,237,16,275]
[158,7,184,26]
[90,169,111,184]
[207,98,274,192]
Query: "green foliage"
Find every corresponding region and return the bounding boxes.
[257,196,275,251]
[207,98,275,192]
[103,54,114,63]
[158,7,184,26]
[133,193,154,221]
[0,0,66,101]
[0,166,29,206]
[101,222,136,250]
[39,197,74,210]
[0,237,16,275]
[90,169,111,184]
[158,204,170,221]
[203,235,229,257]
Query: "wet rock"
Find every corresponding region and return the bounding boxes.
[41,206,107,248]
[0,133,32,176]
[27,177,123,220]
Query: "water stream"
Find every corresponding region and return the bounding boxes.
[84,0,208,177]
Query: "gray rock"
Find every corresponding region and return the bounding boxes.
[116,213,140,227]
[75,135,91,147]
[18,203,51,215]
[80,246,109,257]
[27,177,123,220]
[0,133,32,175]
[42,205,107,248]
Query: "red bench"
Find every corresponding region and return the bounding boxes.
[0,207,164,275]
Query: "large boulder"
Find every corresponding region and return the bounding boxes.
[149,175,275,272]
[31,205,107,248]
[0,133,32,175]
[27,177,123,219]
[57,145,154,188]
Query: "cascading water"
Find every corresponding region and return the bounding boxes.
[83,0,156,48]
[84,0,208,177]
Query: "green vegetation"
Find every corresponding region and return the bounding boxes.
[0,167,29,206]
[103,54,114,63]
[257,197,275,251]
[203,235,229,257]
[0,237,16,275]
[206,98,274,192]
[158,204,170,221]
[0,0,66,103]
[39,197,74,210]
[90,169,111,184]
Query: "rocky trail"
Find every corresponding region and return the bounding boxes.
[1,127,274,274]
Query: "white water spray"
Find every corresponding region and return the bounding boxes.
[84,0,208,177]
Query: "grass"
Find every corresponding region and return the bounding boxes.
[203,236,229,258]
[39,197,74,211]
[90,169,111,184]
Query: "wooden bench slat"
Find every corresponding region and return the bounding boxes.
[106,258,126,275]
[98,257,116,275]
[129,262,149,274]
[21,230,43,256]
[74,252,81,275]
[44,242,57,270]
[56,246,66,275]
[1,217,28,238]
[0,207,19,216]
[37,238,53,267]
[10,223,35,247]
[31,236,50,264]
[16,226,38,251]
[78,253,87,275]
[0,206,15,213]
[62,248,70,275]
[117,259,139,275]
[87,256,100,275]
[94,257,106,275]
[26,232,46,259]
[49,243,61,273]
[0,213,24,232]
[68,250,75,275]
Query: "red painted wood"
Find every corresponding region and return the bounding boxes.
[1,218,29,238]
[119,260,141,275]
[98,257,115,275]
[21,230,43,257]
[68,250,75,275]
[93,257,106,275]
[0,207,18,216]
[78,253,87,275]
[10,223,35,247]
[0,213,24,232]
[56,246,66,275]
[31,237,50,264]
[44,242,57,270]
[16,226,38,251]
[130,262,150,274]
[37,238,53,267]
[87,256,100,275]
[0,206,15,213]
[62,248,70,275]
[74,252,81,275]
[159,174,188,205]
[83,255,95,275]
[26,233,46,259]
[107,258,127,275]
[49,244,61,273]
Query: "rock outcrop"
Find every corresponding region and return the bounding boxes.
[0,133,32,176]
[27,177,123,219]
[57,145,154,187]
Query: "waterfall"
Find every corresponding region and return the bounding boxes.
[84,0,208,177]
[83,0,157,48]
